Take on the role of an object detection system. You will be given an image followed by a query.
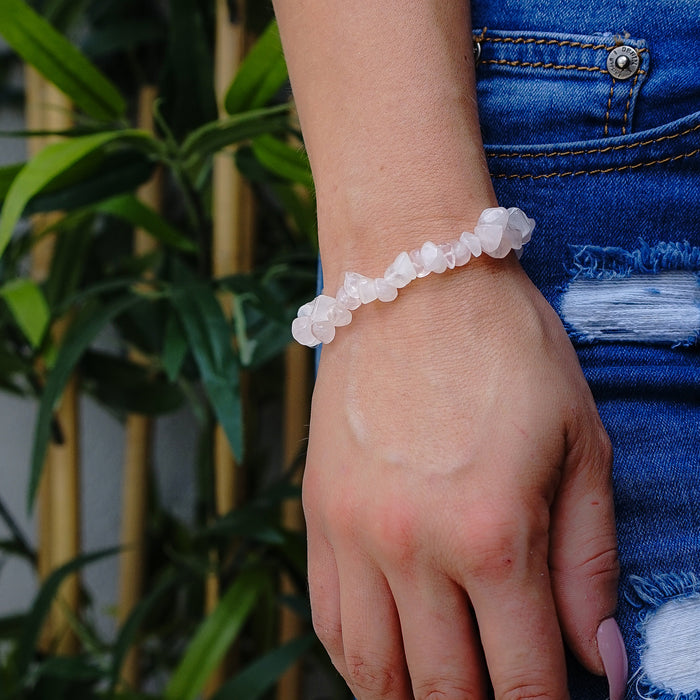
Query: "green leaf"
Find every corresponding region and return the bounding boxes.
[162,310,189,382]
[251,134,313,189]
[41,0,92,34]
[180,105,289,163]
[0,163,23,202]
[170,279,243,461]
[28,294,142,509]
[25,150,155,216]
[82,19,165,58]
[80,350,185,416]
[0,130,154,261]
[43,212,93,308]
[109,573,181,691]
[0,0,125,120]
[96,194,197,253]
[13,547,120,679]
[164,568,265,700]
[0,279,50,348]
[225,20,288,114]
[159,0,217,139]
[0,492,35,563]
[34,655,103,683]
[211,635,315,700]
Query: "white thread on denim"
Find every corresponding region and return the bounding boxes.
[560,271,700,344]
[640,594,700,696]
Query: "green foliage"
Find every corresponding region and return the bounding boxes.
[0,0,125,120]
[0,1,326,697]
[225,20,288,114]
[0,278,49,347]
[0,130,156,259]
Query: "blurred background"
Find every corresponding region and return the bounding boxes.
[0,1,339,698]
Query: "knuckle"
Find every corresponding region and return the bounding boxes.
[463,515,546,584]
[367,504,419,571]
[577,543,620,580]
[499,681,562,700]
[345,653,402,697]
[414,678,477,700]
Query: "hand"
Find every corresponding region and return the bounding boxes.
[303,256,619,699]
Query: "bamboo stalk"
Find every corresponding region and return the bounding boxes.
[204,1,254,694]
[278,343,312,700]
[48,364,81,655]
[25,75,82,654]
[205,0,254,697]
[211,0,250,523]
[116,85,162,690]
[25,68,53,598]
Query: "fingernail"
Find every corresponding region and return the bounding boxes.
[597,618,628,700]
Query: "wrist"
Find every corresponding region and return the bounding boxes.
[318,194,499,285]
[295,207,536,348]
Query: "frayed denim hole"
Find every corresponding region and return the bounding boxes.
[559,240,700,346]
[625,573,700,700]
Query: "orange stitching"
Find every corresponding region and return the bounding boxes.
[481,58,606,73]
[604,80,615,136]
[475,35,649,54]
[492,149,700,180]
[485,122,700,159]
[622,73,639,136]
[479,36,610,50]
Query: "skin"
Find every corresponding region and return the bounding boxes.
[272,1,620,697]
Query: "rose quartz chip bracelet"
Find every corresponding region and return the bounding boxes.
[291,206,535,347]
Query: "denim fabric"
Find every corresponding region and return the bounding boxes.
[471,1,700,698]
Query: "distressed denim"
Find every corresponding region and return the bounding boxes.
[471,0,700,697]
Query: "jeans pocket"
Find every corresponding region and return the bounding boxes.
[485,109,700,348]
[474,28,650,145]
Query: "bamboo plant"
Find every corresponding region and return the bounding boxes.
[0,0,333,697]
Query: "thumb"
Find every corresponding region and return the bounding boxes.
[549,418,626,694]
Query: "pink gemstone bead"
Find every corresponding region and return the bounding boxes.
[409,249,430,278]
[311,321,336,344]
[420,241,447,274]
[291,317,320,347]
[460,231,482,257]
[336,286,361,310]
[451,238,471,266]
[357,276,378,303]
[375,278,399,302]
[328,305,352,326]
[384,251,417,288]
[439,243,456,269]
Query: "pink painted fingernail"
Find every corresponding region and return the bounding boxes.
[597,618,628,700]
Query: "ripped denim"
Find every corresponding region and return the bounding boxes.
[471,0,700,697]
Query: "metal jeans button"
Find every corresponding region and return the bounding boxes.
[607,45,641,80]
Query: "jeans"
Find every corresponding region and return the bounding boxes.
[471,1,700,697]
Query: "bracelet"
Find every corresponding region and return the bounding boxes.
[291,206,535,347]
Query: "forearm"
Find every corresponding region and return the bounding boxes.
[272,0,497,283]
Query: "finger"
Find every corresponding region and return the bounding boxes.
[336,551,411,699]
[388,569,489,699]
[307,524,347,678]
[464,514,568,700]
[550,420,620,674]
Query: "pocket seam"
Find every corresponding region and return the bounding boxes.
[491,147,700,180]
[480,57,613,74]
[479,34,614,52]
[486,122,700,160]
